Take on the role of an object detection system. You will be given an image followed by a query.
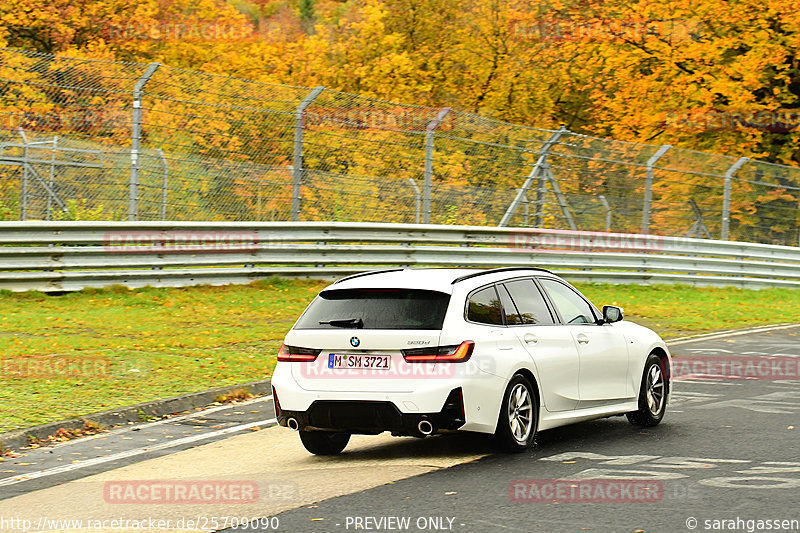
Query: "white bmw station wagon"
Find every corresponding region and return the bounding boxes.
[272,268,671,455]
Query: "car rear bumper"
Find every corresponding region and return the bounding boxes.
[271,361,507,435]
[274,389,466,437]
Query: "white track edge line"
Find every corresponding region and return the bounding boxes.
[0,418,277,487]
[668,323,800,346]
[47,396,273,450]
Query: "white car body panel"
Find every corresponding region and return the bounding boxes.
[508,324,580,412]
[571,323,632,405]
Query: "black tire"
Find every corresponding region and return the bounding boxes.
[627,353,668,427]
[494,374,538,453]
[298,430,351,455]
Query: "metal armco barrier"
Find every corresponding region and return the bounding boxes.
[1,221,799,292]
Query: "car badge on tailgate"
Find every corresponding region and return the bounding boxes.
[350,336,360,347]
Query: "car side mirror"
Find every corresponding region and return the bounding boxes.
[602,305,624,324]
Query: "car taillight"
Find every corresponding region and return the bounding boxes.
[402,341,474,363]
[277,344,321,362]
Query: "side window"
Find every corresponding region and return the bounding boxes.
[539,279,597,325]
[497,285,522,325]
[466,286,504,325]
[503,279,555,325]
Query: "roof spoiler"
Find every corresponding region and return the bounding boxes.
[333,268,406,284]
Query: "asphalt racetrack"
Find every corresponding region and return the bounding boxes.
[1,325,798,533]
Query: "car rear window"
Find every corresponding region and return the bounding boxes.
[294,289,451,330]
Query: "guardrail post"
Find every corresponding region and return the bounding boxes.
[721,157,750,240]
[130,62,160,221]
[642,144,671,234]
[292,87,325,222]
[423,108,452,224]
[499,126,567,227]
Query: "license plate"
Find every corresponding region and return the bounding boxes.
[327,353,391,370]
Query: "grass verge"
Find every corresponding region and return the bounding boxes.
[1,278,798,433]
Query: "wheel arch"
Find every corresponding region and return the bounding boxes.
[649,346,671,396]
[493,368,542,451]
[487,366,543,434]
[512,367,542,417]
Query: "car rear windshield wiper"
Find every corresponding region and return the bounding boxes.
[318,318,364,328]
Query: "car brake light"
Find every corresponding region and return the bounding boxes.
[402,341,474,363]
[277,344,321,362]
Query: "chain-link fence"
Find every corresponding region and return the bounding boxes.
[1,47,799,245]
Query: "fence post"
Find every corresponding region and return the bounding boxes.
[547,170,578,230]
[291,86,325,222]
[721,157,750,240]
[499,126,566,227]
[642,144,671,234]
[423,108,452,224]
[406,178,421,224]
[130,62,160,221]
[157,149,168,221]
[47,135,58,221]
[21,159,28,221]
[18,129,29,221]
[521,190,529,226]
[599,195,611,232]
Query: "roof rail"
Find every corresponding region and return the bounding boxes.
[451,267,554,285]
[333,268,406,284]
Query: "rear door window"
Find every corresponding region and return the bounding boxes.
[503,279,555,325]
[295,289,450,330]
[497,284,523,325]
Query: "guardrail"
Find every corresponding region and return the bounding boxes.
[1,221,799,292]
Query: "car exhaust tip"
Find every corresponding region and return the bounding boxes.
[417,419,434,436]
[287,418,299,431]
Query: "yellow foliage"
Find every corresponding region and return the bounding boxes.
[1,0,799,235]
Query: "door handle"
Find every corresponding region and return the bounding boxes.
[577,334,590,344]
[524,333,539,344]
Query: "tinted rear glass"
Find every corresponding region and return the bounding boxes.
[295,289,451,330]
[504,279,555,325]
[466,286,504,325]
